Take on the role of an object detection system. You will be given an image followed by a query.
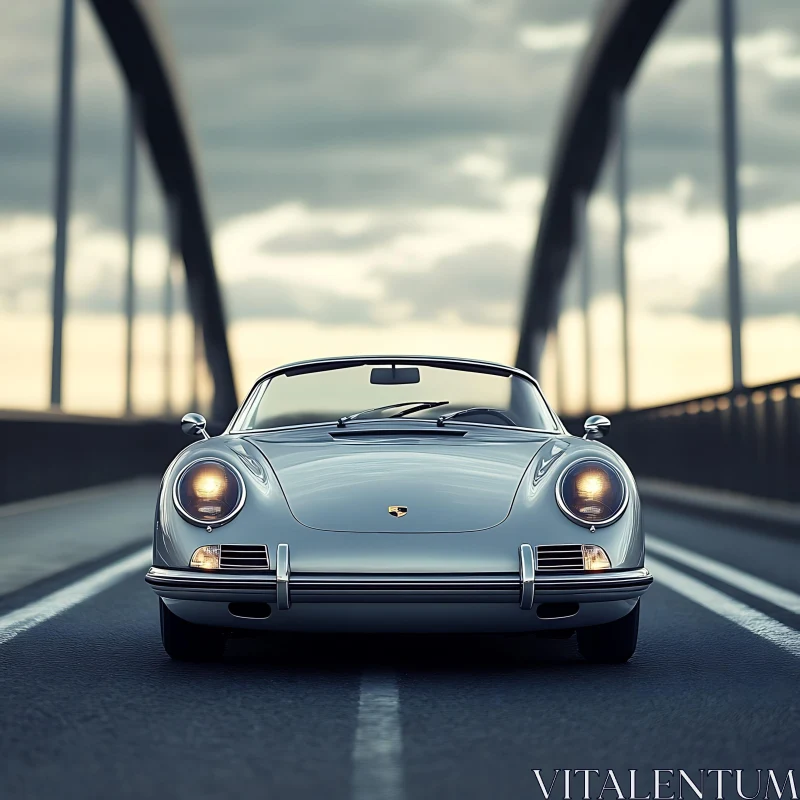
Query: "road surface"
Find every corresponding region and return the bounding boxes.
[1,483,798,799]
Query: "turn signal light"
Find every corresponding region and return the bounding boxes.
[190,545,221,570]
[582,544,611,571]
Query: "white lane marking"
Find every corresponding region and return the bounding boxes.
[0,478,155,519]
[648,534,800,615]
[352,671,404,800]
[648,556,800,659]
[0,547,151,646]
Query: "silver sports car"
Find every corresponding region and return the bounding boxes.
[146,355,651,663]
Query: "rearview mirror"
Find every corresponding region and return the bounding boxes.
[583,414,611,440]
[181,412,210,439]
[370,366,420,385]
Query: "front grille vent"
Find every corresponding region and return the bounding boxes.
[536,544,584,572]
[220,544,270,570]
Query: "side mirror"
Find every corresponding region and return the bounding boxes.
[181,412,210,439]
[583,414,611,441]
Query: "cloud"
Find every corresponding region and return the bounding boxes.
[377,242,526,326]
[0,211,169,315]
[455,151,507,182]
[646,37,718,71]
[574,180,800,323]
[684,260,800,321]
[0,181,541,329]
[263,220,422,254]
[0,0,168,239]
[687,202,800,320]
[643,29,800,76]
[0,210,375,324]
[510,0,602,27]
[230,278,378,324]
[207,173,544,313]
[519,21,589,53]
[713,265,800,319]
[153,0,593,223]
[2,0,800,369]
[626,13,800,211]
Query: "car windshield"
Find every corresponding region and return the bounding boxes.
[235,361,560,432]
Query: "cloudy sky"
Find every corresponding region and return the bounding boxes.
[1,0,799,415]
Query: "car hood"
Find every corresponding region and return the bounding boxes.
[245,429,549,532]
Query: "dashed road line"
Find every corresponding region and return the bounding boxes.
[352,671,404,800]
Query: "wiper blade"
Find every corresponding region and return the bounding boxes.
[390,401,449,418]
[436,407,499,426]
[337,401,448,427]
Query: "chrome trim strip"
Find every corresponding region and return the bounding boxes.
[276,543,291,610]
[235,379,269,432]
[237,419,561,437]
[254,355,535,388]
[147,573,276,591]
[519,544,535,610]
[554,457,630,528]
[146,566,651,599]
[172,457,247,528]
[535,569,652,592]
[291,574,519,590]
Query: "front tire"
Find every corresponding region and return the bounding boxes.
[577,602,640,663]
[160,600,227,661]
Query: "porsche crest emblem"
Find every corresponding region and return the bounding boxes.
[388,505,408,518]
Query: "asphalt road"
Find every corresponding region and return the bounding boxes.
[1,490,799,800]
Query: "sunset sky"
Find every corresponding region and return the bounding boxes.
[1,0,799,418]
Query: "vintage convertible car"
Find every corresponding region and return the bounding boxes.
[146,355,651,663]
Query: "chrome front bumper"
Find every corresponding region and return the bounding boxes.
[146,543,652,609]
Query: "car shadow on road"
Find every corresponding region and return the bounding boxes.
[206,629,590,673]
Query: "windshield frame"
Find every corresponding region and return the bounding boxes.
[226,355,565,435]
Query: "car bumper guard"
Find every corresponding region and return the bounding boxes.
[146,543,653,608]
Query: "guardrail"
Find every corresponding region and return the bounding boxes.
[562,377,800,503]
[0,411,206,505]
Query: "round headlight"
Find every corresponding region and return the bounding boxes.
[556,459,628,526]
[174,459,245,526]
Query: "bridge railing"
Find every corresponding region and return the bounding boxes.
[562,376,800,503]
[0,412,227,505]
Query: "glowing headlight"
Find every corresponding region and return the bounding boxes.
[556,459,628,526]
[174,459,245,526]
